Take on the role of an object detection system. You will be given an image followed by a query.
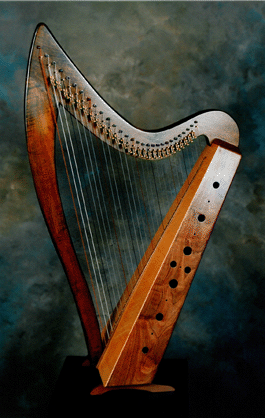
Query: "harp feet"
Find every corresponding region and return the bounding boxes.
[90,383,175,395]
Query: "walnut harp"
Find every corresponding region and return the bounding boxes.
[25,23,241,393]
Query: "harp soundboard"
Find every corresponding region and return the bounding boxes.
[25,24,241,393]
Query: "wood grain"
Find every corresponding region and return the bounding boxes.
[97,141,241,386]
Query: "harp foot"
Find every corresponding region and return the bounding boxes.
[90,383,175,395]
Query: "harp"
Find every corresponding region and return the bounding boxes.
[25,24,241,393]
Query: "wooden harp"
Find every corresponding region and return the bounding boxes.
[25,24,241,393]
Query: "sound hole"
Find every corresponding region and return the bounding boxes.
[142,347,149,354]
[213,181,220,189]
[169,279,178,288]
[198,214,205,222]
[156,313,163,321]
[183,246,192,255]
[184,266,191,274]
[170,260,177,268]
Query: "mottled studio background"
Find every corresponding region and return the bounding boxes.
[1,1,265,417]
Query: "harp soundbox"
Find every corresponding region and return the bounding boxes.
[25,24,241,393]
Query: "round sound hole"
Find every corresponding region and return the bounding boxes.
[183,246,192,255]
[170,260,177,268]
[142,347,149,354]
[169,279,178,288]
[198,214,205,222]
[156,313,163,321]
[184,266,191,274]
[213,181,220,189]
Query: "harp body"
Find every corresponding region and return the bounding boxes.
[25,24,241,390]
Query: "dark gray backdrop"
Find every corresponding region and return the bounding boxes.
[1,1,265,417]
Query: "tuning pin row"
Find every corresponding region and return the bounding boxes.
[44,55,197,160]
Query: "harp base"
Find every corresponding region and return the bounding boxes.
[90,383,175,395]
[49,356,187,417]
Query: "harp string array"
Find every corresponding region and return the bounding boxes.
[77,103,128,311]
[41,51,206,344]
[45,57,114,339]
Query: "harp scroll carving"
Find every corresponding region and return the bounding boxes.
[25,23,241,391]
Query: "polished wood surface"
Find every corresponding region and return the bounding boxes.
[90,383,175,395]
[25,23,241,389]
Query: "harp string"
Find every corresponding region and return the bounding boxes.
[102,135,139,289]
[169,155,177,196]
[76,129,130,341]
[47,59,112,338]
[80,110,133,306]
[135,160,158,240]
[58,101,112,338]
[151,162,164,230]
[128,156,151,267]
[69,96,120,314]
[74,101,141,332]
[39,52,106,331]
[69,101,120,332]
[81,107,128,289]
[81,113,151,302]
[135,159,153,248]
[117,151,153,291]
[117,150,146,278]
[77,104,126,314]
[98,127,150,300]
[96,140,131,295]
